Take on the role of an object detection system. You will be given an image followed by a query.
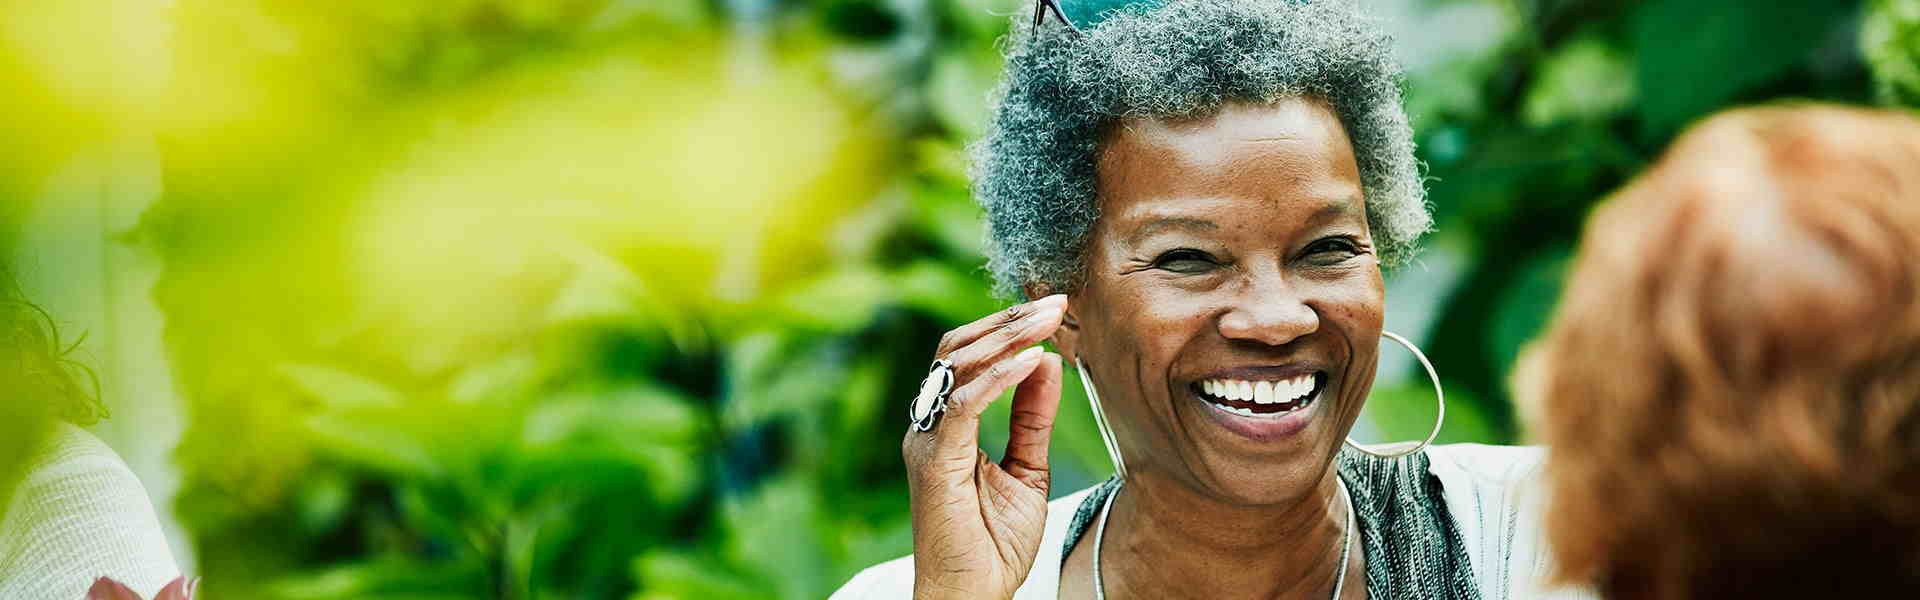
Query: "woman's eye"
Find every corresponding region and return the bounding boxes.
[1153,249,1218,274]
[1303,238,1361,263]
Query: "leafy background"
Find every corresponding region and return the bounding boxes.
[0,0,1914,598]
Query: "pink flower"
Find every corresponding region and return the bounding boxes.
[85,576,197,600]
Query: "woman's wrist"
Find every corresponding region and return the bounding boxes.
[914,578,1009,600]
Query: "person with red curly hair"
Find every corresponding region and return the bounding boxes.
[1522,104,1920,598]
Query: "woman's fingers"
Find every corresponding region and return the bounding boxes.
[935,295,1067,358]
[925,347,1047,459]
[903,295,1066,488]
[947,346,1047,422]
[904,345,1049,480]
[944,301,1065,387]
[1001,352,1062,492]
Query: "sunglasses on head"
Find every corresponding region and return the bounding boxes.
[1033,0,1081,31]
[1032,1,1307,38]
[1030,0,1183,40]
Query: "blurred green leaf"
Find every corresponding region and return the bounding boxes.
[719,477,833,598]
[1865,0,1920,105]
[764,267,894,333]
[1487,248,1570,375]
[633,551,770,600]
[943,0,1015,38]
[927,47,1001,139]
[521,385,705,506]
[1633,0,1856,137]
[268,558,487,600]
[906,178,989,260]
[1523,35,1635,126]
[447,352,542,405]
[303,413,442,478]
[1363,382,1500,448]
[895,260,1000,324]
[292,469,353,535]
[281,364,405,409]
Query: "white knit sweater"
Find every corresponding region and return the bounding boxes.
[0,423,180,599]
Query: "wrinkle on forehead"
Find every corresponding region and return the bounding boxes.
[1235,136,1306,144]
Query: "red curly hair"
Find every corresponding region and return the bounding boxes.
[1528,104,1920,598]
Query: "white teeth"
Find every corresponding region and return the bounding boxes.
[1219,404,1259,417]
[1200,376,1318,403]
[1198,374,1326,418]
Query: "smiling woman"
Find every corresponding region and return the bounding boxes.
[832,1,1596,599]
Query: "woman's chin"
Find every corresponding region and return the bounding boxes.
[1173,380,1345,501]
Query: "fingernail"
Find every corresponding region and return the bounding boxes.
[1017,346,1044,362]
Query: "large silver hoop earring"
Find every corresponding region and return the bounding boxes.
[1075,359,1128,480]
[1345,330,1446,459]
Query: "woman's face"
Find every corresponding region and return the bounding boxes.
[1064,97,1383,504]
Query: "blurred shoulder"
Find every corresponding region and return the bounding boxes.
[830,485,1099,600]
[0,423,180,599]
[32,422,125,466]
[1422,443,1598,599]
[1423,442,1546,485]
[1420,443,1549,535]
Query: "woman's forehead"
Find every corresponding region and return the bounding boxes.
[1096,99,1364,228]
[1109,98,1343,141]
[1101,100,1356,175]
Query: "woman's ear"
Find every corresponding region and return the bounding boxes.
[1025,283,1081,363]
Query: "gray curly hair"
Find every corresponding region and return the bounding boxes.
[971,0,1429,299]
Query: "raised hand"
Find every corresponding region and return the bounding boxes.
[902,294,1067,600]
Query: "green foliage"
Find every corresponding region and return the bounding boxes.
[1418,0,1871,440]
[1866,0,1920,105]
[1631,0,1859,138]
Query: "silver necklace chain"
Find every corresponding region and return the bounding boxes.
[1091,478,1356,600]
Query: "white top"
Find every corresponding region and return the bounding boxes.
[0,423,182,599]
[831,444,1596,599]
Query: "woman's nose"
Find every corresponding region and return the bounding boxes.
[1217,285,1320,346]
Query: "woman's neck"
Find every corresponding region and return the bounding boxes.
[1095,470,1353,599]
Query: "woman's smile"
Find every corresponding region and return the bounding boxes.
[1186,368,1332,441]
